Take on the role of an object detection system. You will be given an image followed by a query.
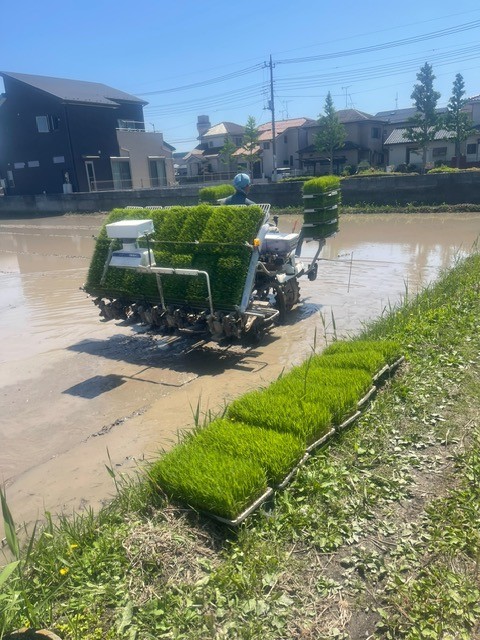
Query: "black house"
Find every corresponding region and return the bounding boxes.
[0,71,174,196]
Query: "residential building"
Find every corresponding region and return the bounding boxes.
[298,110,387,175]
[256,118,315,178]
[378,97,480,170]
[0,71,175,196]
[184,116,245,179]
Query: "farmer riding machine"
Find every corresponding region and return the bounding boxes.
[84,178,340,343]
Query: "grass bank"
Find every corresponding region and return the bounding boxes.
[1,253,480,639]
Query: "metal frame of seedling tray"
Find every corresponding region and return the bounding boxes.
[204,487,274,526]
[306,428,336,454]
[276,452,311,490]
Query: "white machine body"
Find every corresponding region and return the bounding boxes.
[106,219,155,269]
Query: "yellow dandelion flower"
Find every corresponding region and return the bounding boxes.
[69,543,79,551]
[59,567,69,576]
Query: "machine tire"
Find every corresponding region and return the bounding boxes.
[273,284,287,323]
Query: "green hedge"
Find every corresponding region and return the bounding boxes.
[85,205,264,309]
[198,184,235,203]
[151,339,403,521]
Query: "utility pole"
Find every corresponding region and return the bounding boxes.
[267,54,277,182]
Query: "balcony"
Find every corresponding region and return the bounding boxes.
[116,119,146,132]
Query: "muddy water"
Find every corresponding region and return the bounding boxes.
[1,211,479,538]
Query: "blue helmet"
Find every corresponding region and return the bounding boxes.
[233,173,251,190]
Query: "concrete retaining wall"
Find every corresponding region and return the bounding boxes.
[340,172,480,206]
[1,173,480,216]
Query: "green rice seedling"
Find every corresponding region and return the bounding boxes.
[85,205,264,310]
[211,255,248,305]
[177,204,213,242]
[313,349,387,376]
[198,184,235,203]
[323,339,402,365]
[155,208,189,253]
[303,175,341,195]
[160,253,194,301]
[303,209,339,225]
[301,220,339,239]
[191,419,305,485]
[149,442,268,520]
[270,365,373,424]
[226,388,333,445]
[200,205,264,245]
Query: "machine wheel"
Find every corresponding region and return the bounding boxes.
[284,279,300,310]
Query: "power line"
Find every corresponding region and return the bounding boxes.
[137,64,263,96]
[276,18,480,65]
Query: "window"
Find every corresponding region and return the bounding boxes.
[111,159,132,190]
[36,116,49,133]
[7,170,15,188]
[208,141,213,148]
[284,136,288,143]
[149,158,167,187]
[234,137,242,146]
[467,143,477,155]
[27,161,40,168]
[36,115,60,133]
[263,142,270,150]
[53,156,65,164]
[432,147,447,157]
[371,127,380,139]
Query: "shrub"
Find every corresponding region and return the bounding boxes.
[427,165,459,174]
[198,184,235,203]
[356,160,371,173]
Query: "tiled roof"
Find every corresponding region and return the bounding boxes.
[232,144,261,157]
[375,107,447,124]
[384,127,454,145]
[202,122,245,137]
[336,109,375,123]
[0,71,147,106]
[257,117,315,140]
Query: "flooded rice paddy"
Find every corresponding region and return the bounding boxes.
[0,210,479,537]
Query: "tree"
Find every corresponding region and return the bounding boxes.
[219,135,237,174]
[240,116,261,175]
[314,92,346,175]
[404,62,442,171]
[444,73,472,168]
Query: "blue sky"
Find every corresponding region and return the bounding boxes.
[2,1,480,151]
